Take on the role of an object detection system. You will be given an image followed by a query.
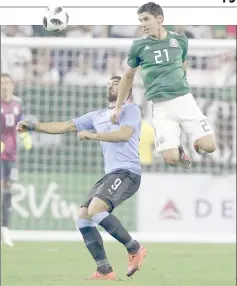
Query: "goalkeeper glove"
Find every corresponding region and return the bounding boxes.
[17,120,37,132]
[1,141,5,153]
[20,133,32,150]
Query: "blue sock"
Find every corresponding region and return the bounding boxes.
[92,211,140,254]
[77,218,112,274]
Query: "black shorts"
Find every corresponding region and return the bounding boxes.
[81,169,141,212]
[1,160,18,182]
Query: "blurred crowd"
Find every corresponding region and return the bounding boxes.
[1,25,236,91]
[1,25,236,39]
[1,25,236,168]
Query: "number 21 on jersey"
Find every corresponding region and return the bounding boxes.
[154,49,170,64]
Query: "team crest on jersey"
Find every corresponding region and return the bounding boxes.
[169,38,178,47]
[13,106,20,116]
[158,135,165,144]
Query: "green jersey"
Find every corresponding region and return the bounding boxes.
[127,30,190,102]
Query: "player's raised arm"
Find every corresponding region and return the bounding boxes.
[16,120,77,134]
[114,67,137,111]
[111,41,140,124]
[16,111,95,134]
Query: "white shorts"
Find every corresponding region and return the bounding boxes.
[152,93,214,153]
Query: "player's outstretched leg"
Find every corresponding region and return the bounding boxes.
[1,188,14,247]
[88,198,147,277]
[77,207,116,280]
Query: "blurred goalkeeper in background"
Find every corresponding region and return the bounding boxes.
[16,76,147,280]
[1,74,32,247]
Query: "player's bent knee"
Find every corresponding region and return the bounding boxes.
[162,149,180,166]
[204,143,216,153]
[88,197,110,218]
[77,208,96,229]
[163,157,179,166]
[78,207,90,219]
[195,135,216,153]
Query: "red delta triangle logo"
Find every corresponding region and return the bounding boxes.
[159,200,181,220]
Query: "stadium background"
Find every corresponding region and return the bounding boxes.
[1,25,236,238]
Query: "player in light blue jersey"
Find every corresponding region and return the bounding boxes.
[16,76,147,280]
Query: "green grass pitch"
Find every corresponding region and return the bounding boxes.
[2,242,236,286]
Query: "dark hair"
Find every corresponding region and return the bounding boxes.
[110,75,133,99]
[137,2,163,17]
[1,73,12,80]
[110,75,121,81]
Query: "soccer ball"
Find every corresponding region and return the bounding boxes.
[43,6,69,32]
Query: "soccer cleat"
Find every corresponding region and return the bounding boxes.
[127,245,147,277]
[1,227,14,247]
[194,144,205,155]
[179,146,191,169]
[86,271,116,280]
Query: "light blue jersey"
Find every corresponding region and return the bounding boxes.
[73,103,142,175]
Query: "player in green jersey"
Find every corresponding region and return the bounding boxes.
[111,2,216,169]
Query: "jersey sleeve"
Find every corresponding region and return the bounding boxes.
[16,101,24,122]
[19,104,24,121]
[127,41,141,68]
[72,112,95,131]
[180,33,188,62]
[120,104,141,131]
[19,112,24,120]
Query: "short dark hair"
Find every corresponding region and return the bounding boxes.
[110,75,133,99]
[1,73,12,79]
[137,2,163,17]
[110,75,121,81]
